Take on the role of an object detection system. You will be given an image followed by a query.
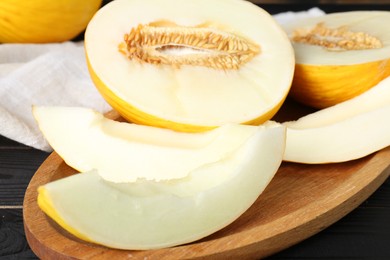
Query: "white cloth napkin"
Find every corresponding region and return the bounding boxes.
[0,8,324,152]
[0,42,111,151]
[273,7,324,25]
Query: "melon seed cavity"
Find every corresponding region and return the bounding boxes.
[292,22,382,51]
[119,21,261,70]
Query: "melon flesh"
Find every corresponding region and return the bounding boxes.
[283,11,390,66]
[37,121,286,250]
[85,0,294,130]
[283,76,390,163]
[33,106,275,183]
[284,76,390,129]
[282,11,390,108]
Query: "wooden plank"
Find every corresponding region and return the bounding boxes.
[272,177,390,258]
[0,136,46,258]
[0,209,37,258]
[0,148,48,207]
[0,135,25,147]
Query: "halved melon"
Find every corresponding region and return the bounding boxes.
[282,11,390,108]
[283,76,390,163]
[35,108,286,249]
[84,0,294,132]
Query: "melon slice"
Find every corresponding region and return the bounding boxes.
[84,0,294,132]
[33,106,281,183]
[37,119,285,250]
[283,76,390,163]
[282,11,390,108]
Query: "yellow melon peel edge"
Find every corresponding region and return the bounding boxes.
[37,186,94,243]
[85,54,286,132]
[291,59,390,108]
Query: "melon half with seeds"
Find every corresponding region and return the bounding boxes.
[282,11,390,108]
[85,0,295,132]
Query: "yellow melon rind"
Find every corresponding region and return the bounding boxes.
[290,59,390,108]
[37,186,94,243]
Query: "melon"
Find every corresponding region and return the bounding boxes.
[33,106,286,249]
[84,0,294,132]
[282,11,390,108]
[0,0,102,43]
[32,106,282,183]
[283,76,390,163]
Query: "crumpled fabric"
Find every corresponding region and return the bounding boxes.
[0,42,111,151]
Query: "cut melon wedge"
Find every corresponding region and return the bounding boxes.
[283,76,390,163]
[282,11,390,108]
[84,0,294,131]
[37,120,285,250]
[33,106,282,183]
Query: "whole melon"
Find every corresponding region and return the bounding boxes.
[0,0,102,43]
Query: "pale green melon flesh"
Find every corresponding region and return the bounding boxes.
[32,106,259,183]
[282,11,390,65]
[284,106,390,163]
[39,124,285,250]
[283,76,390,129]
[283,76,390,163]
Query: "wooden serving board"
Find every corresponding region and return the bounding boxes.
[23,101,390,260]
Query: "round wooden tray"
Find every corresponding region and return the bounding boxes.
[23,103,390,259]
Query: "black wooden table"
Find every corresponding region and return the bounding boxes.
[1,2,390,259]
